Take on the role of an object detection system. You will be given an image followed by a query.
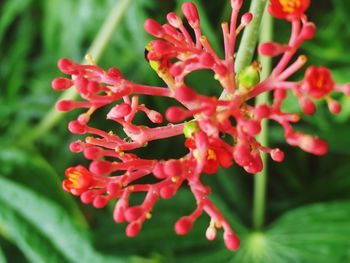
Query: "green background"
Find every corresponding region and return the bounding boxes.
[1,0,350,262]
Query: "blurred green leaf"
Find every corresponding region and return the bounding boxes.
[0,245,6,263]
[0,176,125,263]
[0,201,67,263]
[228,201,350,263]
[0,146,86,226]
[0,0,32,42]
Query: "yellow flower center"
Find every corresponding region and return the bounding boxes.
[68,171,82,188]
[279,0,301,13]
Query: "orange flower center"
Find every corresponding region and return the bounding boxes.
[315,75,325,89]
[279,0,301,13]
[207,149,217,161]
[67,171,82,188]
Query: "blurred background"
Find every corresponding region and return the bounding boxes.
[1,0,350,262]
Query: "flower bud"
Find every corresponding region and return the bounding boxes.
[69,140,84,152]
[80,191,95,204]
[153,162,167,179]
[124,206,144,222]
[231,0,243,9]
[166,106,189,123]
[107,67,123,79]
[241,12,253,26]
[244,151,263,174]
[223,232,240,251]
[175,85,197,102]
[56,100,75,111]
[233,143,252,167]
[160,185,177,199]
[258,42,290,57]
[175,216,193,235]
[107,182,121,196]
[52,77,72,90]
[299,96,316,115]
[68,120,86,134]
[164,160,183,177]
[113,201,126,223]
[244,120,261,136]
[182,2,200,28]
[58,58,79,74]
[299,135,328,155]
[93,195,108,208]
[327,99,341,114]
[167,12,182,28]
[274,89,287,100]
[89,160,113,175]
[107,103,132,119]
[270,148,284,162]
[300,22,316,40]
[144,19,164,37]
[83,147,102,160]
[206,226,217,241]
[87,81,100,93]
[126,221,141,237]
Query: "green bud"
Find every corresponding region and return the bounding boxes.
[237,61,261,90]
[183,121,200,138]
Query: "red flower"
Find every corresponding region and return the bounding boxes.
[304,66,334,99]
[268,0,310,21]
[62,165,92,193]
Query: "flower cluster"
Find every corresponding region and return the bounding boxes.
[52,0,350,250]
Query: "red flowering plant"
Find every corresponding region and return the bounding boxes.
[52,0,350,251]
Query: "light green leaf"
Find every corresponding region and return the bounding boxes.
[0,176,126,263]
[0,201,66,263]
[0,146,86,226]
[230,201,350,263]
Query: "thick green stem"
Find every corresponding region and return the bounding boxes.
[253,6,273,231]
[220,0,268,100]
[24,0,131,143]
[235,0,269,73]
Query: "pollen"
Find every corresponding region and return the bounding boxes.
[279,0,301,13]
[207,149,217,160]
[67,171,82,188]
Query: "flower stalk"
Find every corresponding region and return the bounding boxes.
[253,5,273,231]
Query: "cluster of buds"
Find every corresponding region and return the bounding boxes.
[52,0,350,250]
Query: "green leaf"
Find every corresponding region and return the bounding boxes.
[0,201,67,263]
[0,0,32,42]
[0,245,6,263]
[229,201,350,263]
[0,146,86,226]
[0,176,125,263]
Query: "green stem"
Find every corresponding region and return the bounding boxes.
[235,0,269,73]
[220,0,268,100]
[24,0,132,143]
[253,5,273,231]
